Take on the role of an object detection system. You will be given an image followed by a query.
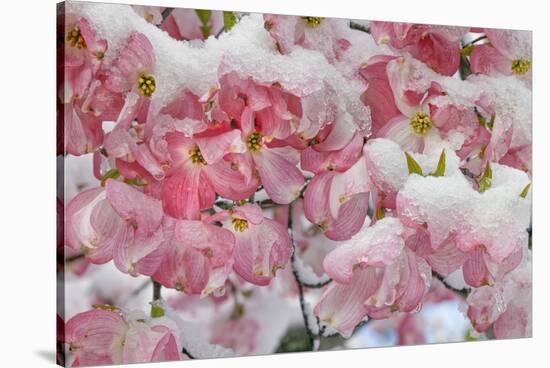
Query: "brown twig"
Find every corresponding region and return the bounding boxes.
[288,202,320,350]
[161,7,174,24]
[432,271,470,298]
[152,279,162,301]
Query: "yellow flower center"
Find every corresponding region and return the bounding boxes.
[189,146,206,165]
[137,74,156,97]
[91,304,120,312]
[410,112,432,135]
[67,26,86,49]
[511,59,531,75]
[246,132,262,152]
[232,218,249,232]
[301,16,323,27]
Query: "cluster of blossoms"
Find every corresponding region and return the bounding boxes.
[58,2,532,366]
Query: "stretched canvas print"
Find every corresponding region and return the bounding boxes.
[57,1,533,366]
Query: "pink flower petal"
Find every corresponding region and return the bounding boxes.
[253,148,304,204]
[325,192,370,241]
[314,268,381,338]
[195,129,244,165]
[301,131,364,174]
[463,247,492,287]
[377,116,422,153]
[313,117,356,152]
[231,204,265,225]
[175,220,235,268]
[66,309,126,366]
[64,102,104,156]
[152,233,210,294]
[425,240,467,276]
[105,32,155,93]
[202,159,259,201]
[113,227,164,276]
[232,218,291,286]
[470,44,511,76]
[303,171,334,229]
[105,179,163,237]
[161,165,202,220]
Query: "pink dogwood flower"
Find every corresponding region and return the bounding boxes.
[263,15,353,62]
[105,32,156,129]
[466,255,531,338]
[374,57,448,152]
[65,180,165,276]
[65,308,181,366]
[359,55,402,134]
[215,72,305,204]
[61,15,110,156]
[63,76,125,157]
[153,216,235,296]
[370,22,465,76]
[160,128,257,220]
[205,203,292,286]
[396,160,531,287]
[361,55,483,156]
[303,156,370,240]
[65,186,126,264]
[315,218,431,336]
[470,29,532,79]
[104,179,165,276]
[63,15,107,101]
[300,127,365,174]
[66,309,127,366]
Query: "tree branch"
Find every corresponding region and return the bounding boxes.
[461,35,487,49]
[349,21,370,34]
[152,279,162,301]
[161,7,174,24]
[181,346,196,359]
[288,203,320,350]
[301,278,332,289]
[432,271,470,298]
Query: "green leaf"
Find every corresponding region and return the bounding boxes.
[195,9,211,24]
[195,9,212,38]
[100,169,120,187]
[519,183,531,198]
[405,152,423,176]
[430,149,446,177]
[464,329,478,341]
[478,162,493,193]
[460,44,474,57]
[124,177,146,187]
[150,304,165,318]
[223,11,237,32]
[475,107,496,131]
